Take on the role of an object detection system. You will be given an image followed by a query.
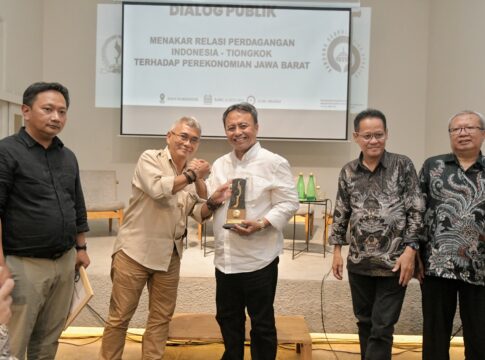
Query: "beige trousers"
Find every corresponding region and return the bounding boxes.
[100,249,180,360]
[7,248,76,360]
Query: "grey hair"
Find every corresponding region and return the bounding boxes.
[448,110,485,129]
[169,116,201,134]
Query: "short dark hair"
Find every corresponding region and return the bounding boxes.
[23,82,70,109]
[353,108,387,132]
[222,102,258,126]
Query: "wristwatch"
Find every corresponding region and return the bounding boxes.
[256,218,266,231]
[75,244,88,251]
[406,242,419,251]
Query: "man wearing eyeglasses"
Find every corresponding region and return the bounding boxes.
[100,117,230,359]
[417,110,485,360]
[206,103,299,360]
[329,109,424,360]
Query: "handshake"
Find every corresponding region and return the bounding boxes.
[184,159,211,183]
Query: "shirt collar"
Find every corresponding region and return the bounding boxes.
[357,150,389,171]
[446,151,485,169]
[479,153,485,168]
[164,146,187,173]
[18,127,63,149]
[230,141,261,162]
[164,146,172,161]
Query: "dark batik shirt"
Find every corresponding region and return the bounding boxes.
[419,153,485,286]
[329,151,424,276]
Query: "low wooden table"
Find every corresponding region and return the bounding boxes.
[168,313,312,360]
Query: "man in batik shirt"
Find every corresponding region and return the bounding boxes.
[329,109,424,360]
[418,110,485,360]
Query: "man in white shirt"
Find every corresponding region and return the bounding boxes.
[207,103,299,360]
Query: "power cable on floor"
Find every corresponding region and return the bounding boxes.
[320,265,343,359]
[320,198,349,359]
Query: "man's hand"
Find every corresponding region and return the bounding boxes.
[75,233,90,271]
[332,245,344,280]
[233,219,266,236]
[392,246,416,286]
[188,159,211,180]
[75,250,90,271]
[210,182,231,204]
[201,182,231,219]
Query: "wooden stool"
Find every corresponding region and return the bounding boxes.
[168,313,312,360]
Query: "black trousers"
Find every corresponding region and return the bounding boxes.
[215,257,279,360]
[422,276,485,360]
[348,272,406,360]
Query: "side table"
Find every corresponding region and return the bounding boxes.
[292,198,330,259]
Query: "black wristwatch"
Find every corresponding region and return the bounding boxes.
[75,244,87,251]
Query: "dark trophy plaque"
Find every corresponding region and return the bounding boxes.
[223,178,247,229]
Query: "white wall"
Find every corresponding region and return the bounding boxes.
[0,0,44,102]
[425,0,485,156]
[363,0,429,168]
[3,0,485,208]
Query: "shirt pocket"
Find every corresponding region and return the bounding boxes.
[245,175,271,204]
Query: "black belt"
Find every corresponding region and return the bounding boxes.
[14,248,71,260]
[50,249,70,260]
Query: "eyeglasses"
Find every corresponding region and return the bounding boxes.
[448,126,484,136]
[356,132,386,141]
[170,131,200,145]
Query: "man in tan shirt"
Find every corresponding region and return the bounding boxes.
[100,117,229,359]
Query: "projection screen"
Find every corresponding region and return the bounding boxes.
[122,2,351,140]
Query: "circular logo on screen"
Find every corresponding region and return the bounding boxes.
[246,95,256,105]
[101,35,122,74]
[322,31,365,77]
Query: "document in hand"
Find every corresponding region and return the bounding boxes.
[64,266,94,329]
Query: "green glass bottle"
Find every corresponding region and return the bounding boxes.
[306,173,316,201]
[297,172,306,200]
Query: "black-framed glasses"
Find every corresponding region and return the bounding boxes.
[170,131,200,145]
[448,126,484,136]
[356,132,386,141]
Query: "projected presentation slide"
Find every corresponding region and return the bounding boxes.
[122,3,351,140]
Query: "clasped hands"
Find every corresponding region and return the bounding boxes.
[187,159,211,180]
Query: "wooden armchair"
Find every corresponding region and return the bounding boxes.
[80,170,125,232]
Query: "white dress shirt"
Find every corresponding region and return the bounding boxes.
[208,142,299,274]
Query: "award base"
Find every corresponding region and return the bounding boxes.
[223,223,247,229]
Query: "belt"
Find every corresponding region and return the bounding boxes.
[50,250,69,260]
[21,248,70,260]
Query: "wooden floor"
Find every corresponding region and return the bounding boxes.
[55,332,467,360]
